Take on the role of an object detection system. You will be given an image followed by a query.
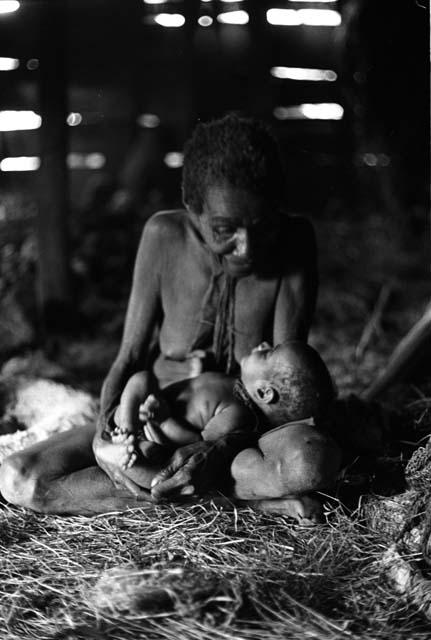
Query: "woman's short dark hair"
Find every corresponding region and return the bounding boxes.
[182,114,286,214]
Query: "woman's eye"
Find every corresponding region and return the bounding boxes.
[213,227,235,238]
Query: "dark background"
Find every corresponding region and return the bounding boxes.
[0,0,429,385]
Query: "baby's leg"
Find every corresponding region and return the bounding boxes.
[110,427,173,472]
[102,430,137,470]
[120,372,152,431]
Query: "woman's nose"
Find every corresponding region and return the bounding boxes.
[232,228,250,259]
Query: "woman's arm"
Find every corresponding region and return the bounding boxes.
[273,217,318,343]
[97,214,165,439]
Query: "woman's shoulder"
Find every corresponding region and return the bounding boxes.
[141,209,193,245]
[145,208,188,232]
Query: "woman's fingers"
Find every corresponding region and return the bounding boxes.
[151,467,194,500]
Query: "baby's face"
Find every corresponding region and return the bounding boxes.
[240,342,281,392]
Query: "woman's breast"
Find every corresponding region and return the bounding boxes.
[234,275,280,359]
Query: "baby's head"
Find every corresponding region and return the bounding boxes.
[240,341,336,426]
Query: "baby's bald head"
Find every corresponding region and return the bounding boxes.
[241,341,336,425]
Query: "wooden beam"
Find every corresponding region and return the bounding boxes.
[36,0,71,332]
[363,303,431,401]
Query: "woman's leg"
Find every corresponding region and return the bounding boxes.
[0,425,153,515]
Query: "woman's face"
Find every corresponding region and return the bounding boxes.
[195,184,277,277]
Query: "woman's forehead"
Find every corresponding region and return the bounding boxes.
[203,184,265,220]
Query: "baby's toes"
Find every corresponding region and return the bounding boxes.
[112,430,130,444]
[125,452,137,469]
[120,449,136,470]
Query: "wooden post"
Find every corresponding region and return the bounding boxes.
[247,0,271,119]
[37,0,71,332]
[363,304,431,401]
[182,0,200,138]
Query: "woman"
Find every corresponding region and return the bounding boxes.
[0,115,317,514]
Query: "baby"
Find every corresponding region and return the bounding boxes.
[109,341,340,522]
[231,341,340,521]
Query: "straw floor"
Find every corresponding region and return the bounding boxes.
[1,211,430,639]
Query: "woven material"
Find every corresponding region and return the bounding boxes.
[405,441,431,494]
[401,440,431,564]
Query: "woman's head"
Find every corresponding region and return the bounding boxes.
[182,115,287,277]
[182,114,286,214]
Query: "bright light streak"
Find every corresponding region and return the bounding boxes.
[0,1,20,14]
[0,156,40,172]
[0,57,19,70]
[137,113,160,128]
[271,66,337,81]
[299,9,341,25]
[267,8,341,26]
[164,152,183,168]
[217,10,249,24]
[67,112,82,126]
[362,153,391,167]
[198,15,213,26]
[220,0,244,2]
[274,103,344,120]
[301,103,343,119]
[143,0,165,3]
[26,58,39,70]
[67,153,106,170]
[267,9,300,25]
[86,153,106,169]
[291,0,336,3]
[0,110,41,131]
[154,13,185,27]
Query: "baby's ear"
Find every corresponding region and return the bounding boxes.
[256,382,278,404]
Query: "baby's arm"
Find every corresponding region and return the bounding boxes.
[201,402,256,442]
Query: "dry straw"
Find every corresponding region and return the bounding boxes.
[1,217,431,639]
[1,498,430,639]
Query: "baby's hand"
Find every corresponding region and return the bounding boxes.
[139,394,170,427]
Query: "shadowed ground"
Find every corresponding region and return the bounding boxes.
[0,210,430,639]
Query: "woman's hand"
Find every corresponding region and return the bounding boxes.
[150,441,229,501]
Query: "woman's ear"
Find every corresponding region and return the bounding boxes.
[256,383,278,404]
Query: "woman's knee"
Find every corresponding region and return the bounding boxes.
[0,451,47,511]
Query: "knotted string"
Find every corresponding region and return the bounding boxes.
[212,274,237,374]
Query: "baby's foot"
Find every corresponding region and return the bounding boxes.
[111,429,138,470]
